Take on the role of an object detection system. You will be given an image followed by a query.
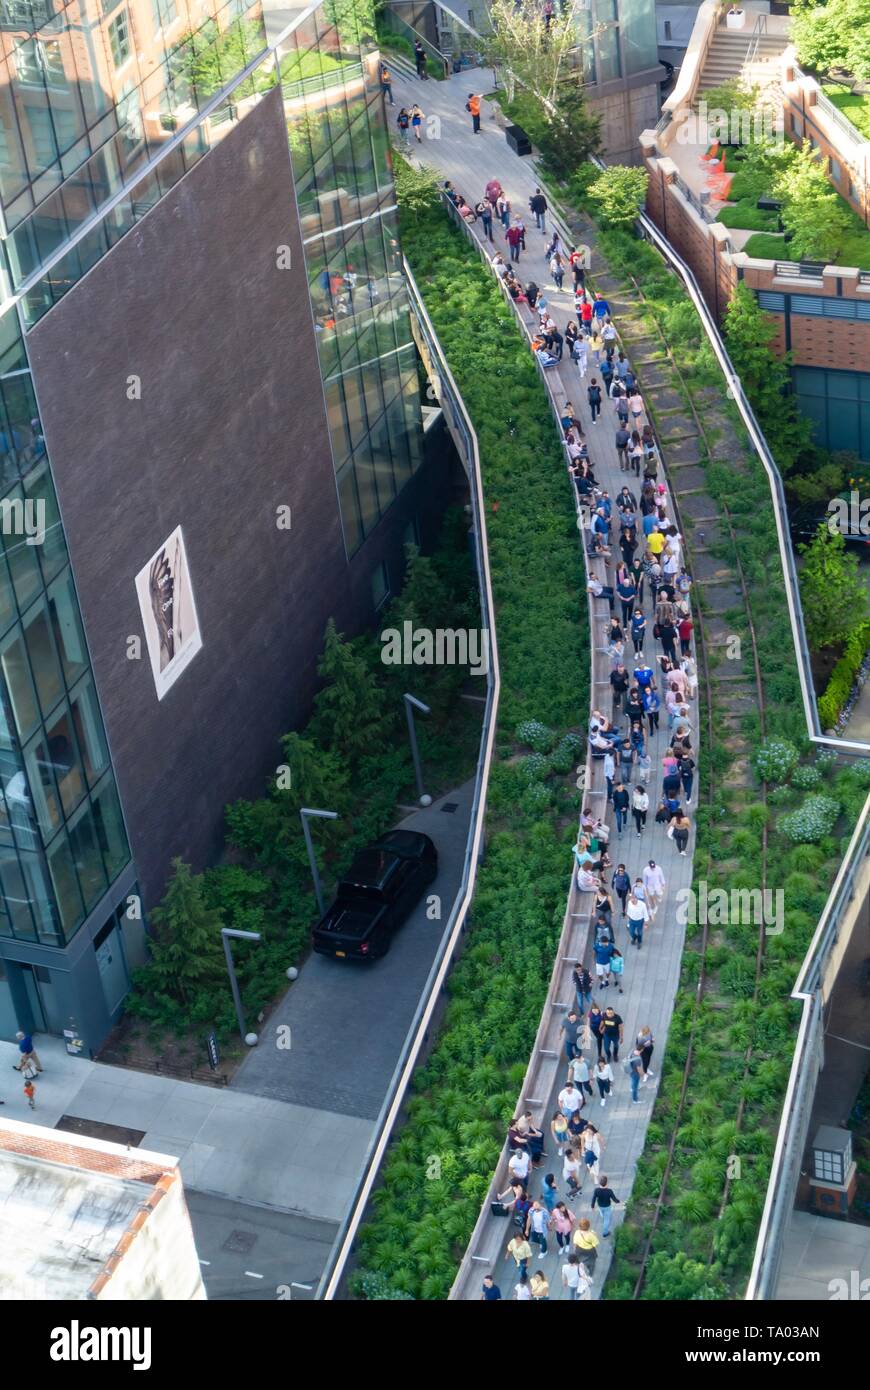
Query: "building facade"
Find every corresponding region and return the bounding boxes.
[0,0,448,1050]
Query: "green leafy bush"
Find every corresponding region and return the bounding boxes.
[779,794,841,843]
[586,165,648,228]
[515,720,557,751]
[754,737,799,785]
[790,764,822,790]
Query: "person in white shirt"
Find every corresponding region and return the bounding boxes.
[642,859,666,918]
[626,892,650,948]
[492,253,508,278]
[603,749,615,801]
[631,785,648,837]
[509,1147,531,1184]
[576,866,599,893]
[558,1081,583,1117]
[595,1058,614,1108]
[563,1148,582,1200]
[515,1276,532,1300]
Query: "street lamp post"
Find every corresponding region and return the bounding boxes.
[404,693,432,806]
[300,807,338,915]
[221,927,261,1044]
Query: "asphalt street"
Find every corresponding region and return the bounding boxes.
[187,1190,337,1301]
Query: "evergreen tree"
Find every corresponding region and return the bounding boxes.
[145,859,226,1009]
[309,618,394,765]
[799,522,870,650]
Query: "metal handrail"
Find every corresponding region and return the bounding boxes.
[317,256,501,1301]
[743,11,767,67]
[791,61,870,148]
[378,7,450,78]
[746,795,870,1299]
[772,259,825,278]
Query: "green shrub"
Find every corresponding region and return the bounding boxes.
[754,737,799,784]
[791,764,822,790]
[515,719,557,751]
[779,794,841,843]
[519,752,550,782]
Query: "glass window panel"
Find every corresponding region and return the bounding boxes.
[324,377,351,465]
[43,702,87,817]
[353,440,380,535]
[828,373,858,401]
[597,23,622,82]
[0,554,15,636]
[1,627,39,739]
[47,828,84,935]
[0,844,37,939]
[91,772,129,880]
[66,800,107,910]
[23,724,62,835]
[22,599,63,717]
[368,408,396,509]
[69,674,109,785]
[24,463,66,581]
[45,569,87,687]
[336,461,363,556]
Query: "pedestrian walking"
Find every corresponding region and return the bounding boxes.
[414,37,426,76]
[636,1025,656,1083]
[561,1253,584,1299]
[550,251,564,288]
[679,751,695,804]
[632,784,649,837]
[13,1030,42,1073]
[626,892,649,948]
[616,572,637,627]
[558,1079,584,1121]
[573,1218,600,1277]
[628,388,644,424]
[541,1171,560,1213]
[588,1002,605,1060]
[612,780,629,836]
[506,219,523,262]
[631,608,646,657]
[570,1052,594,1098]
[409,103,424,142]
[380,63,394,105]
[626,1046,644,1103]
[476,198,494,241]
[396,107,411,149]
[24,1076,35,1109]
[530,1270,549,1300]
[561,1010,584,1061]
[551,1108,570,1155]
[551,1201,576,1249]
[644,684,661,736]
[573,963,593,1012]
[562,1148,583,1202]
[672,809,691,855]
[600,1006,623,1063]
[466,92,481,132]
[610,946,625,994]
[595,1057,613,1107]
[529,186,548,232]
[581,1123,602,1183]
[591,1177,621,1237]
[481,1274,502,1300]
[587,378,602,423]
[642,859,666,918]
[507,1232,532,1276]
[526,1200,550,1259]
[496,192,511,229]
[593,935,613,991]
[611,863,631,916]
[514,1271,532,1300]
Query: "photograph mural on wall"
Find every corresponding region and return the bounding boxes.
[135,526,202,699]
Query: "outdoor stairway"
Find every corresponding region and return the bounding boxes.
[697,23,790,93]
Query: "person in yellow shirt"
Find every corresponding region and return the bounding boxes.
[647,527,666,557]
[572,1217,600,1277]
[530,1270,550,1300]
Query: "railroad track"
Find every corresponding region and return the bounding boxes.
[617,265,772,1294]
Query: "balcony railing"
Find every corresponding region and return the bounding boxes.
[773,259,826,278]
[793,63,870,150]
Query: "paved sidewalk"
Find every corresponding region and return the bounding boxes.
[395,72,700,1298]
[0,1035,371,1223]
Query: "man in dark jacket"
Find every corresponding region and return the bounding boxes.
[529,187,548,232]
[612,781,630,836]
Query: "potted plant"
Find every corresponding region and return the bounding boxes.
[726,5,746,29]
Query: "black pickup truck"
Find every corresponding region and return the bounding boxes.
[311,829,438,961]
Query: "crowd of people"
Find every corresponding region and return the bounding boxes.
[461,161,700,1302]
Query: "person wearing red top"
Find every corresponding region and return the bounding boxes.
[678,614,693,655]
[580,297,593,327]
[506,221,524,262]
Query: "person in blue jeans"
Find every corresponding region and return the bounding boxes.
[593,937,613,990]
[541,1173,560,1214]
[627,1047,644,1102]
[643,685,661,735]
[612,781,629,835]
[611,863,631,916]
[573,964,593,1012]
[591,1177,620,1236]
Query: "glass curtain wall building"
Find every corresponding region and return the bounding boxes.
[0,0,430,1048]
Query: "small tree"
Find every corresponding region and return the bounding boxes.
[723,283,811,472]
[799,522,870,650]
[773,142,850,262]
[484,0,597,111]
[393,157,442,220]
[142,859,226,1010]
[309,618,394,765]
[586,166,648,229]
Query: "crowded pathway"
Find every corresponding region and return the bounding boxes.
[392,69,700,1300]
